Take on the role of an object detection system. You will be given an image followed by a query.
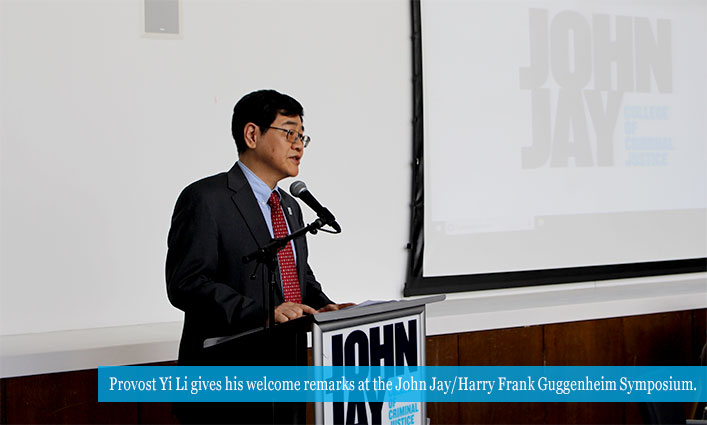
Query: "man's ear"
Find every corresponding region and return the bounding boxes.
[243,123,259,150]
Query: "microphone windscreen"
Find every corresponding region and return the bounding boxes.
[289,180,308,197]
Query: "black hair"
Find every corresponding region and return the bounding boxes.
[231,89,304,153]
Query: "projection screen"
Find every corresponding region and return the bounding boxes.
[405,0,707,295]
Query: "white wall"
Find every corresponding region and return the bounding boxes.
[3,0,703,344]
[0,0,412,335]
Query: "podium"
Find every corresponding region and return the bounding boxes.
[203,295,445,425]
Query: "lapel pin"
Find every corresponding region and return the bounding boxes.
[287,206,293,215]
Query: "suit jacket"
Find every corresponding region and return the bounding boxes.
[166,163,333,365]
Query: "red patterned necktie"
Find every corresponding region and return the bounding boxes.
[267,192,302,304]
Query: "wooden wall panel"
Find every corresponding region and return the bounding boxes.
[426,334,458,366]
[629,311,699,422]
[692,309,706,365]
[622,311,697,423]
[425,334,460,425]
[690,310,707,421]
[1,378,7,424]
[457,326,545,424]
[544,317,624,424]
[137,402,179,424]
[3,369,137,424]
[623,311,693,366]
[458,325,544,366]
[545,317,625,366]
[624,399,647,424]
[688,345,707,422]
[132,362,180,424]
[1,309,703,424]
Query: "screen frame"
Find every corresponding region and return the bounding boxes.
[403,0,707,297]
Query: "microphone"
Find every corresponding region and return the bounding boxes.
[289,181,341,232]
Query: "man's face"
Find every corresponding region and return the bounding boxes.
[254,113,305,184]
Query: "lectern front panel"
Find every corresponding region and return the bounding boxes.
[312,306,426,425]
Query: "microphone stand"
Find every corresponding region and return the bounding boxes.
[242,217,335,425]
[242,218,332,333]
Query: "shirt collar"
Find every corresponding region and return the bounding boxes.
[237,161,281,206]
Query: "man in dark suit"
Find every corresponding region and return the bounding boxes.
[166,90,347,422]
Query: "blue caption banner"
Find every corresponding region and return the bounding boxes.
[98,366,707,403]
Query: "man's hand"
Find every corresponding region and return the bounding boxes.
[317,303,356,313]
[274,302,317,323]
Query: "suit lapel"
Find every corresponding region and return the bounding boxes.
[228,163,305,302]
[227,163,271,249]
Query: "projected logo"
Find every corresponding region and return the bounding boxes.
[519,9,673,168]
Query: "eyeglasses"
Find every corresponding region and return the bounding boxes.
[267,126,311,148]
